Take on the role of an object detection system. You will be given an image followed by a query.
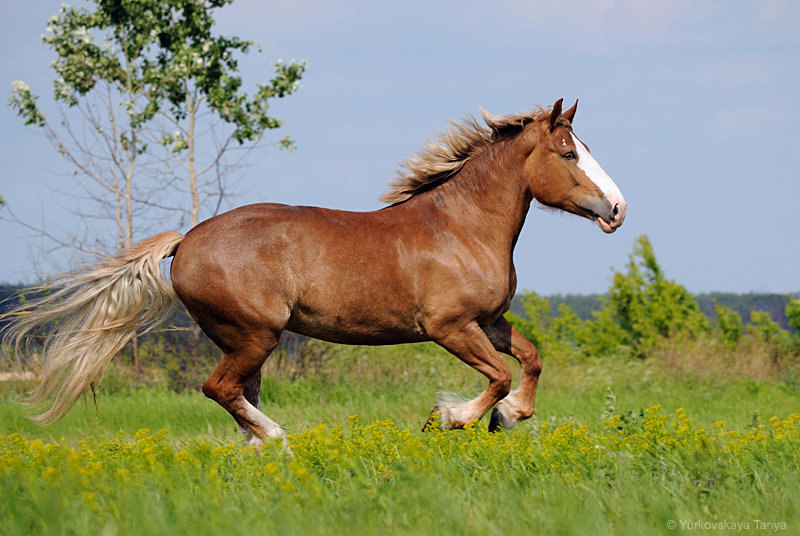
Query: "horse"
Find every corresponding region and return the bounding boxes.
[2,98,626,448]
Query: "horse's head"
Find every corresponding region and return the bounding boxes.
[522,99,626,233]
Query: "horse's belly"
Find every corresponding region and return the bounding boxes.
[285,305,427,346]
[288,324,428,346]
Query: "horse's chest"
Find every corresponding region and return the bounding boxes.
[454,250,514,313]
[479,280,515,317]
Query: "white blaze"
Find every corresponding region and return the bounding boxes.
[570,132,624,205]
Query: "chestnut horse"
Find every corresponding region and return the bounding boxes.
[3,98,626,447]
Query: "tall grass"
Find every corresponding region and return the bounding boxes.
[3,340,799,440]
[1,341,799,535]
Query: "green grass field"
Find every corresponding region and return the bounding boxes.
[2,342,799,535]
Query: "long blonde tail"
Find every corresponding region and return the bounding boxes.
[0,231,184,423]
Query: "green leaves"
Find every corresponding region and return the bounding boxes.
[12,0,305,151]
[787,297,800,351]
[607,235,710,353]
[212,59,307,145]
[787,297,800,335]
[747,310,790,346]
[9,80,45,127]
[715,305,743,344]
[160,130,188,153]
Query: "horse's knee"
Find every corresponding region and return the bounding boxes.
[202,377,238,407]
[201,379,218,401]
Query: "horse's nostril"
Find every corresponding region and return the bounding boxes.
[612,203,619,218]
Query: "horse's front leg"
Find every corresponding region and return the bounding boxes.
[483,316,543,431]
[423,321,512,430]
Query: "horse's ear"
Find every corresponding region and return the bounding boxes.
[549,98,563,132]
[563,99,578,124]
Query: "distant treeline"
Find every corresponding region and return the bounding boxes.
[510,292,797,332]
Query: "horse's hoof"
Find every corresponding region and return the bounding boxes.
[488,407,505,433]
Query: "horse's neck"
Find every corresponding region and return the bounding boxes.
[409,151,532,253]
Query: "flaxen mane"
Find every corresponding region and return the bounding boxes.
[380,106,553,204]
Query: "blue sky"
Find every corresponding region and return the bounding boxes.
[1,0,798,295]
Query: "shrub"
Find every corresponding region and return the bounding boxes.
[605,235,710,354]
[715,304,744,344]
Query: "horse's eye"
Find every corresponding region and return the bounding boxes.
[562,151,576,160]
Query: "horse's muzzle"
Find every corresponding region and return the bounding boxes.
[597,201,627,234]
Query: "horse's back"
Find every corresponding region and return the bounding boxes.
[169,202,427,344]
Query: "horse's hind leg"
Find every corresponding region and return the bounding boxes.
[202,337,287,449]
[483,316,543,431]
[239,366,264,443]
[243,367,263,411]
